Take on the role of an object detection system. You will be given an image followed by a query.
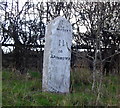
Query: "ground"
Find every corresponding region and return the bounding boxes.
[2,68,120,106]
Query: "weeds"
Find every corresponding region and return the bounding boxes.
[2,68,120,106]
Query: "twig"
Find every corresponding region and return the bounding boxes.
[102,51,120,63]
[72,50,93,63]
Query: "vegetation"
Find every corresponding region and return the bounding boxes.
[1,1,120,107]
[2,68,120,106]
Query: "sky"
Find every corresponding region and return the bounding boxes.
[1,0,117,53]
[1,0,88,53]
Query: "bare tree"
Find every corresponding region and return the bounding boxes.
[72,2,120,104]
[0,1,120,99]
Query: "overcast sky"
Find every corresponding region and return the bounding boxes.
[1,0,87,53]
[2,0,117,53]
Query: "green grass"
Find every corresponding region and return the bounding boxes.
[2,68,120,106]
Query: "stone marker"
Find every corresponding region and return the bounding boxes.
[42,16,72,93]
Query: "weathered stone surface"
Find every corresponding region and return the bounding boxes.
[42,16,72,93]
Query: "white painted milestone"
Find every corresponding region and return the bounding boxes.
[42,16,72,93]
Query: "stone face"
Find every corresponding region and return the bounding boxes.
[42,16,72,93]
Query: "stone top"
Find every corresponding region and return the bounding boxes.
[47,16,72,35]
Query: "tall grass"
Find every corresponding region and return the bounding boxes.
[2,68,120,106]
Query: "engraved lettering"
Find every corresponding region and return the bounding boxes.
[50,54,70,61]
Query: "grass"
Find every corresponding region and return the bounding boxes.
[2,68,120,106]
